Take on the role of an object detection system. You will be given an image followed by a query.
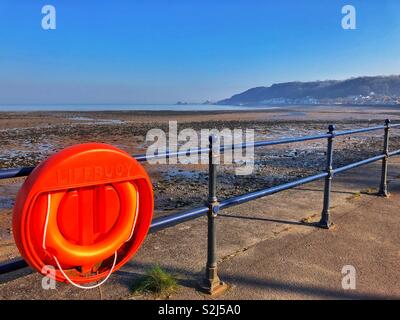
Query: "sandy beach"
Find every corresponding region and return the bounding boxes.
[1,105,400,263]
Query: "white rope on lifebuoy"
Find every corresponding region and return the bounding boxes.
[41,187,139,290]
[126,189,139,242]
[53,251,117,290]
[42,193,52,250]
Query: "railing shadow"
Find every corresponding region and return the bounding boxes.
[115,261,398,300]
[292,186,354,195]
[218,213,319,228]
[1,254,397,299]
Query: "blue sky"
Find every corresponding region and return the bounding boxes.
[0,0,399,104]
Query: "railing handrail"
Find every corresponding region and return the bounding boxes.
[1,123,398,180]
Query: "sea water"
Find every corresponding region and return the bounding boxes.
[0,104,280,112]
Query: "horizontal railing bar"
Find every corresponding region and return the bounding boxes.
[228,134,331,150]
[333,154,385,175]
[0,205,209,274]
[127,125,400,159]
[134,134,333,161]
[388,149,400,157]
[334,125,385,137]
[0,124,389,181]
[134,148,210,161]
[150,171,335,231]
[149,206,209,233]
[0,167,35,180]
[0,259,28,274]
[219,172,328,209]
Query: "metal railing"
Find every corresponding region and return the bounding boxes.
[1,119,400,294]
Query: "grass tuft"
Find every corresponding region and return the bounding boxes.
[347,191,361,200]
[131,265,178,296]
[362,187,378,195]
[301,213,318,224]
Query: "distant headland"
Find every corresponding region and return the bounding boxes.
[217,75,400,106]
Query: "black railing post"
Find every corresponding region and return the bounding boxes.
[378,119,390,197]
[199,134,228,295]
[319,124,335,229]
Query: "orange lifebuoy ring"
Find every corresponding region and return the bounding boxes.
[13,143,153,286]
